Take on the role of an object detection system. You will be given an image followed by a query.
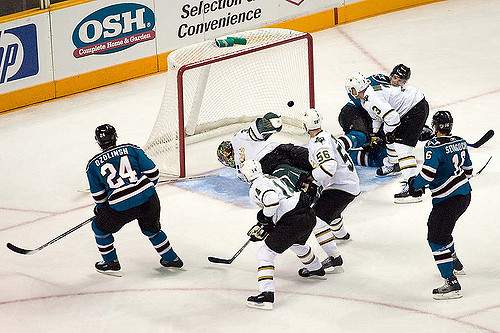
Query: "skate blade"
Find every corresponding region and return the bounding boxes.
[453,269,466,276]
[334,237,353,242]
[324,266,345,274]
[394,196,423,204]
[375,171,401,178]
[246,301,273,310]
[302,274,328,280]
[96,269,122,277]
[432,290,463,300]
[159,266,187,272]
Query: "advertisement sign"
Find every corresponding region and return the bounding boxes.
[51,0,157,80]
[155,0,345,52]
[0,14,53,94]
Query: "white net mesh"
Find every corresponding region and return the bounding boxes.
[144,28,313,176]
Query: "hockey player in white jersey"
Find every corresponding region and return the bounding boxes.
[217,113,348,265]
[241,159,325,310]
[299,109,361,270]
[345,72,429,203]
[217,112,312,179]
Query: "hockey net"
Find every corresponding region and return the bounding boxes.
[144,28,315,177]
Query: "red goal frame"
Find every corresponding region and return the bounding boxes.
[175,32,315,177]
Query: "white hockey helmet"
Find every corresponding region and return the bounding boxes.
[345,72,369,97]
[240,159,262,183]
[302,108,322,131]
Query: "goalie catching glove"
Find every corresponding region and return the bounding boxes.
[247,210,275,242]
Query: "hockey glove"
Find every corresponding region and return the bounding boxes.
[419,124,435,141]
[295,172,314,192]
[385,131,396,144]
[248,210,275,242]
[247,224,269,242]
[407,176,425,197]
[362,133,385,152]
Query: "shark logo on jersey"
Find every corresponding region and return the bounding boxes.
[72,3,155,58]
[0,24,39,84]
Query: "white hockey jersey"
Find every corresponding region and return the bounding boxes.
[249,174,300,223]
[231,129,279,179]
[307,130,360,195]
[361,84,424,133]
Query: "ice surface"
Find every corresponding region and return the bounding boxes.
[1,1,499,332]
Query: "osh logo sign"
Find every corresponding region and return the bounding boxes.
[284,0,305,5]
[0,24,39,85]
[72,3,155,58]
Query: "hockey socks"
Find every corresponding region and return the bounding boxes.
[429,241,455,278]
[92,220,118,262]
[142,229,179,262]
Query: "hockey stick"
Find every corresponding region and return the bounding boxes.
[208,239,251,264]
[474,156,492,176]
[158,173,218,183]
[6,216,94,255]
[78,174,219,193]
[469,130,494,148]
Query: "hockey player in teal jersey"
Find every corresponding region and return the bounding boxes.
[86,124,183,276]
[408,111,472,299]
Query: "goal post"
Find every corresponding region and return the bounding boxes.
[144,28,315,177]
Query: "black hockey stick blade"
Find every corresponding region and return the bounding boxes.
[6,217,93,256]
[207,256,233,264]
[207,239,251,265]
[470,130,494,148]
[474,156,492,176]
[6,242,38,255]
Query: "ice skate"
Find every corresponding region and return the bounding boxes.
[160,257,184,268]
[95,260,121,277]
[334,232,352,242]
[298,266,326,279]
[432,275,462,300]
[321,255,344,274]
[453,253,466,276]
[376,158,401,177]
[394,180,422,204]
[247,292,274,310]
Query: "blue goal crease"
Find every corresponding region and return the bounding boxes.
[172,166,395,208]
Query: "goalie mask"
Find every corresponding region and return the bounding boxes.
[345,72,369,98]
[249,112,283,140]
[217,141,235,168]
[95,124,117,150]
[431,110,453,134]
[241,159,263,183]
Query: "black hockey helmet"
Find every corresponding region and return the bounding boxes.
[431,110,453,134]
[390,64,411,81]
[95,124,117,150]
